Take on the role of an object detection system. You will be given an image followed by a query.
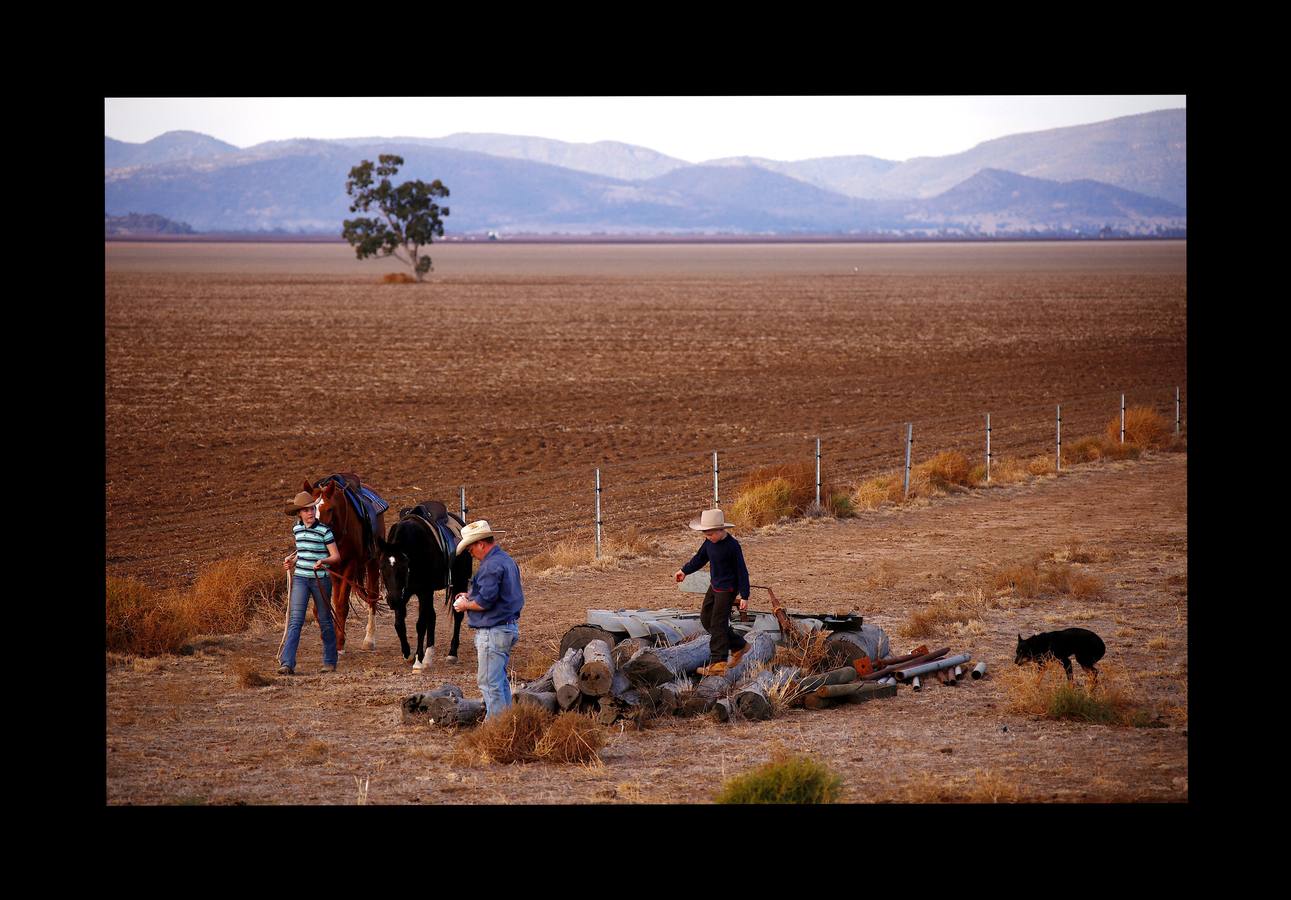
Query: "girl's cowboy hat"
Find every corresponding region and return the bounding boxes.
[457,520,507,554]
[285,491,318,516]
[689,508,734,531]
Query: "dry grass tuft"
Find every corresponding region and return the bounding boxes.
[534,711,606,764]
[106,576,191,656]
[185,555,285,635]
[1147,637,1169,651]
[729,462,845,527]
[1000,661,1148,726]
[730,476,795,528]
[985,456,1033,485]
[1027,454,1057,476]
[457,704,553,764]
[381,272,417,284]
[912,450,976,492]
[231,657,274,688]
[772,624,832,674]
[714,751,843,804]
[890,769,1024,803]
[1063,436,1106,465]
[300,740,330,765]
[851,472,904,510]
[522,527,662,575]
[1108,406,1170,450]
[990,561,1041,598]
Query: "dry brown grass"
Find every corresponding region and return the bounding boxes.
[772,624,832,674]
[300,740,330,765]
[533,711,606,764]
[851,472,904,510]
[991,561,1042,597]
[912,450,977,492]
[1147,637,1169,651]
[1063,436,1106,465]
[106,576,191,656]
[889,769,1025,803]
[1109,406,1170,449]
[186,555,284,635]
[381,272,417,284]
[522,526,662,575]
[729,462,848,527]
[1027,454,1057,476]
[1000,661,1149,726]
[231,657,274,688]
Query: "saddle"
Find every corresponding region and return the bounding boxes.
[398,501,466,592]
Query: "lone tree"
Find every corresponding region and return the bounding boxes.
[342,155,449,282]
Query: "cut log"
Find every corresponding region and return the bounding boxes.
[714,698,737,722]
[401,684,467,724]
[597,695,626,725]
[731,667,801,721]
[796,665,859,693]
[559,624,621,657]
[579,639,615,697]
[681,632,777,716]
[801,694,840,710]
[623,633,710,686]
[428,697,486,727]
[513,690,560,714]
[611,638,647,669]
[552,647,584,710]
[816,681,898,703]
[825,625,891,668]
[659,682,692,715]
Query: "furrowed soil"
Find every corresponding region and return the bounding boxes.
[105,241,1188,804]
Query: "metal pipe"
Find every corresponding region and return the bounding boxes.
[1056,405,1062,472]
[953,665,965,680]
[460,485,467,521]
[1120,393,1126,444]
[815,437,821,507]
[986,413,991,483]
[971,661,987,680]
[894,653,972,682]
[903,423,913,499]
[911,676,921,691]
[1176,386,1181,437]
[712,450,719,506]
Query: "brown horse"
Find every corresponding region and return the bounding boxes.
[305,477,385,653]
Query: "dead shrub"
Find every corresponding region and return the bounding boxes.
[730,462,842,527]
[851,472,904,509]
[457,704,553,764]
[892,769,1023,803]
[300,740,330,765]
[184,556,285,636]
[523,527,662,575]
[533,711,606,764]
[1027,454,1057,476]
[1063,436,1105,465]
[730,476,795,528]
[912,450,974,493]
[986,456,1032,485]
[106,576,191,656]
[381,272,417,284]
[990,561,1041,597]
[901,596,972,639]
[1107,406,1170,449]
[1069,573,1104,600]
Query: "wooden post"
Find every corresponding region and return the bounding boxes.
[552,647,584,710]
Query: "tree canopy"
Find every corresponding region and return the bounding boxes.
[342,155,449,282]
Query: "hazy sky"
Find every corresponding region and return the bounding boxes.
[105,96,1185,163]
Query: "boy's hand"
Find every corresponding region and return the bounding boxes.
[738,597,748,612]
[674,570,685,583]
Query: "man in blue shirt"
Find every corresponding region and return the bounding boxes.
[674,508,751,674]
[452,520,524,718]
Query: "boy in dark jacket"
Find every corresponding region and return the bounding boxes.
[674,508,751,673]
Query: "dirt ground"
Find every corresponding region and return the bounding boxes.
[105,450,1187,805]
[104,241,1188,804]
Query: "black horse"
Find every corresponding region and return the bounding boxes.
[377,503,473,669]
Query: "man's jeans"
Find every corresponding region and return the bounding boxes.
[281,575,337,669]
[474,622,519,718]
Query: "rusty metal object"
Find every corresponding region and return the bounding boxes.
[862,646,951,681]
[894,653,972,682]
[852,655,874,677]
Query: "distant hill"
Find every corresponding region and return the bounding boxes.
[103,110,1186,236]
[105,212,195,235]
[105,130,241,170]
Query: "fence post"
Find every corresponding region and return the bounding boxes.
[903,423,913,500]
[591,467,601,557]
[986,413,992,483]
[713,450,719,507]
[1056,404,1062,472]
[460,485,467,521]
[815,437,821,507]
[1121,393,1126,444]
[1176,386,1181,437]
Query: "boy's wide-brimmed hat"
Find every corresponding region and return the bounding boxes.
[285,491,318,516]
[457,520,506,554]
[689,508,734,531]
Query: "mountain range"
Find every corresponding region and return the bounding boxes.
[104,109,1186,237]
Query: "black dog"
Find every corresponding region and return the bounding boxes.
[1015,628,1106,679]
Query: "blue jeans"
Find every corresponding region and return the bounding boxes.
[282,575,337,669]
[474,622,519,718]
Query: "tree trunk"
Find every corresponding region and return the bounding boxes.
[552,647,584,710]
[401,684,466,724]
[559,624,621,657]
[681,632,777,717]
[623,633,710,686]
[795,665,859,694]
[611,638,647,669]
[514,690,560,714]
[801,694,840,710]
[579,639,615,697]
[659,682,692,715]
[429,697,486,726]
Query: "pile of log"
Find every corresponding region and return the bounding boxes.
[400,621,987,730]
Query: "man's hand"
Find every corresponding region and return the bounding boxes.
[674,570,685,583]
[738,597,748,612]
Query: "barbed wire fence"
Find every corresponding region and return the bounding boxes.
[372,384,1186,561]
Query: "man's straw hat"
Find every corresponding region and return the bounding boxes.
[689,508,734,531]
[285,491,318,516]
[457,520,506,554]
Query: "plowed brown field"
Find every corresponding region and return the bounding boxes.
[105,241,1188,805]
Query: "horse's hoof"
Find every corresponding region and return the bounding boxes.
[363,640,376,651]
[446,655,458,663]
[412,660,423,671]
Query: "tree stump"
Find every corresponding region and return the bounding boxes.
[825,625,891,668]
[559,624,621,657]
[552,647,584,710]
[428,697,486,726]
[579,639,615,697]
